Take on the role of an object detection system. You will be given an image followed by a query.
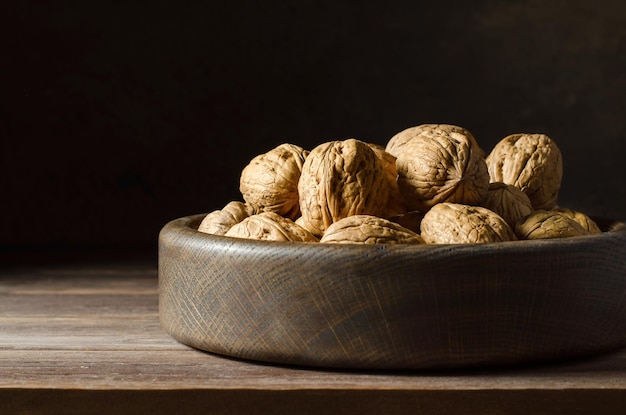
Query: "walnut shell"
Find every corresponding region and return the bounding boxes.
[298,138,389,236]
[514,210,589,240]
[395,128,490,212]
[386,124,486,159]
[239,143,309,220]
[479,182,533,228]
[197,201,254,235]
[486,133,562,210]
[420,202,517,244]
[224,211,318,242]
[368,143,407,218]
[320,215,424,245]
[552,207,602,234]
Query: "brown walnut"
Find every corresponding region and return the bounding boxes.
[297,138,389,236]
[479,182,533,228]
[420,202,517,244]
[553,207,602,234]
[395,128,490,212]
[368,143,407,218]
[486,133,562,210]
[239,143,309,220]
[224,211,318,242]
[197,201,254,236]
[320,215,424,245]
[515,210,589,240]
[386,124,486,159]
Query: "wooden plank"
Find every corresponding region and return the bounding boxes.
[2,264,626,414]
[0,264,170,352]
[1,388,626,415]
[0,264,157,318]
[0,264,158,294]
[2,345,626,390]
[0,316,181,350]
[0,349,626,393]
[0,389,625,415]
[0,293,157,317]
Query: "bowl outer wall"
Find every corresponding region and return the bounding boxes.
[158,214,626,370]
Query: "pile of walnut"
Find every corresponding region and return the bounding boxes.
[198,124,601,244]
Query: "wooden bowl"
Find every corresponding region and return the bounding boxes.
[158,214,626,370]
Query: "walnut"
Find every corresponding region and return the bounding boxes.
[239,143,309,220]
[224,212,318,242]
[320,215,424,244]
[385,125,423,158]
[420,202,517,244]
[552,207,602,234]
[297,138,389,236]
[367,143,407,217]
[386,124,486,159]
[294,215,307,229]
[515,210,589,240]
[197,201,254,236]
[479,182,533,228]
[395,127,490,212]
[486,133,562,210]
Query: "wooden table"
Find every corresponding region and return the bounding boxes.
[1,262,626,414]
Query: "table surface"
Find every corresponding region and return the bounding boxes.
[2,261,626,414]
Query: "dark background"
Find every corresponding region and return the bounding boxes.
[2,0,626,263]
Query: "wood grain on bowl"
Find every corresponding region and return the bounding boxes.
[158,214,626,370]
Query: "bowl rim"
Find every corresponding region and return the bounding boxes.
[165,212,626,253]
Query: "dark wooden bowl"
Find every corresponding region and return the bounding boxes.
[158,213,626,370]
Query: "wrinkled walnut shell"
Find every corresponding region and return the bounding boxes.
[225,212,318,242]
[553,207,602,234]
[486,133,562,210]
[479,182,533,228]
[240,143,309,220]
[420,202,517,244]
[368,143,407,218]
[197,201,254,236]
[320,215,424,245]
[514,210,588,240]
[298,139,389,236]
[395,128,490,212]
[386,124,486,159]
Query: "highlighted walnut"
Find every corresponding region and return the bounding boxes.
[420,202,517,244]
[320,215,423,244]
[240,143,309,220]
[298,139,389,237]
[553,207,601,234]
[386,124,486,159]
[224,212,318,242]
[367,143,407,218]
[515,210,589,240]
[479,182,533,228]
[198,201,254,236]
[395,128,490,212]
[486,133,562,210]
